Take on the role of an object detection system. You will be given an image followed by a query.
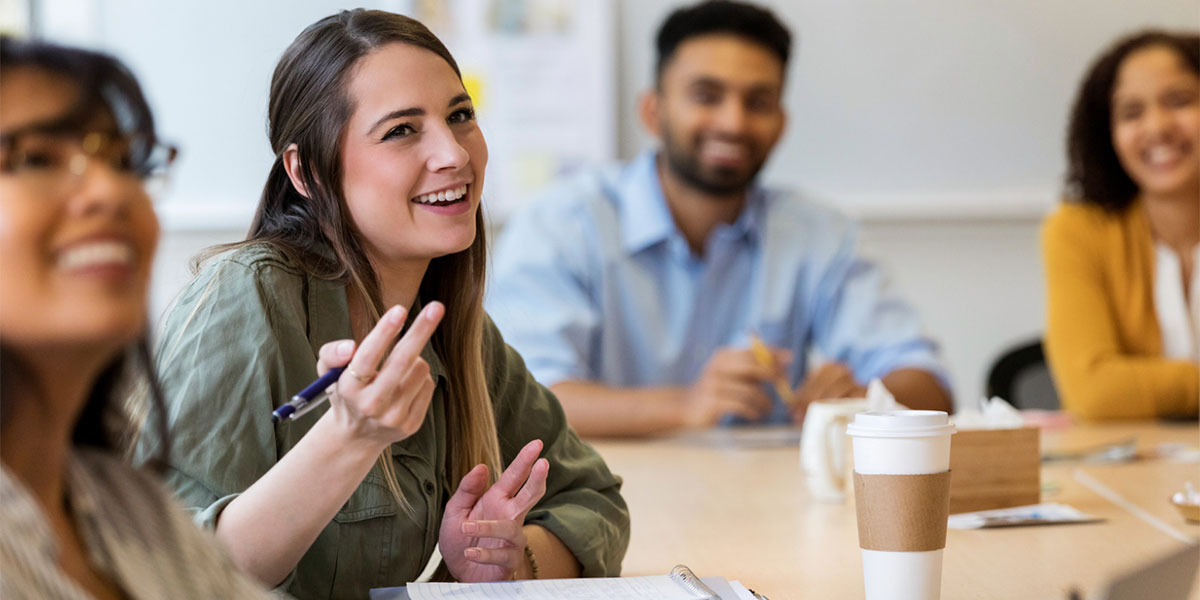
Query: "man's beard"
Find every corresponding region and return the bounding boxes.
[661,129,765,197]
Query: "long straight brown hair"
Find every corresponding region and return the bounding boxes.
[202,9,501,513]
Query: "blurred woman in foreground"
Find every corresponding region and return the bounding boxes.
[0,37,273,598]
[1043,30,1200,420]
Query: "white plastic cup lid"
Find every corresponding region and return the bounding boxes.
[846,410,955,438]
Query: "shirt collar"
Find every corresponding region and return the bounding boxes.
[617,150,765,254]
[618,150,677,254]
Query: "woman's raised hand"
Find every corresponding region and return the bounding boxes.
[439,440,549,582]
[316,302,444,448]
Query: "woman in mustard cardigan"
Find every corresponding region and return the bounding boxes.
[1043,30,1199,420]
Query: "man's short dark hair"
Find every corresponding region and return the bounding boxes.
[654,0,792,84]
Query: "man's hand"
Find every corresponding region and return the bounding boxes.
[682,347,791,428]
[791,363,866,423]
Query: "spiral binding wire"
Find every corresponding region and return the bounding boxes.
[668,565,719,599]
[668,564,771,600]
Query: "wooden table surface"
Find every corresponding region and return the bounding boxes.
[590,420,1199,600]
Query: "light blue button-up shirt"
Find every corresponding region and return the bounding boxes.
[486,150,948,423]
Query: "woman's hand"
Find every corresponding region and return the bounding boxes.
[316,302,444,449]
[439,440,549,582]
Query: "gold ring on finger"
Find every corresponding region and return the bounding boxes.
[347,367,375,383]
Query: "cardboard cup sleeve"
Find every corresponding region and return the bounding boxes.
[853,471,952,552]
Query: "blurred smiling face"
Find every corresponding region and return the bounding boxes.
[1110,45,1200,199]
[646,34,786,196]
[340,42,487,267]
[0,67,158,355]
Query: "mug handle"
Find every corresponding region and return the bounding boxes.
[824,414,852,492]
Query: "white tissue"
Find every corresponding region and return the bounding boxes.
[1174,482,1200,505]
[951,396,1024,429]
[865,378,906,411]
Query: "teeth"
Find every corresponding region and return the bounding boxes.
[57,241,134,271]
[413,185,468,205]
[704,140,748,161]
[1145,145,1180,167]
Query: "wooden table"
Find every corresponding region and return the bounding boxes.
[590,421,1199,600]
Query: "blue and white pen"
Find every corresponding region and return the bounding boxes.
[272,366,345,423]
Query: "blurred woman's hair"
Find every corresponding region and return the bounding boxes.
[197,9,501,513]
[1065,29,1200,212]
[0,35,169,465]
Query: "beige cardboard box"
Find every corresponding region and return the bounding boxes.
[948,426,1040,514]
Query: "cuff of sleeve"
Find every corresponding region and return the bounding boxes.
[526,503,627,577]
[189,492,238,530]
[1155,361,1200,417]
[191,492,239,530]
[191,493,299,593]
[864,358,953,400]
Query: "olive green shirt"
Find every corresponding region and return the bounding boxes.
[138,244,629,599]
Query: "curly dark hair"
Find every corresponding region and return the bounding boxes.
[1064,30,1200,212]
[654,0,792,86]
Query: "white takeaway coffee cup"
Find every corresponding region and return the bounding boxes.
[846,410,955,600]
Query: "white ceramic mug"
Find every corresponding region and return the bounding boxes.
[800,398,869,502]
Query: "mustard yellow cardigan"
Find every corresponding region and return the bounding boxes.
[1041,200,1199,420]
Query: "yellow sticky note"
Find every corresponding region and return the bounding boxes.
[462,72,485,112]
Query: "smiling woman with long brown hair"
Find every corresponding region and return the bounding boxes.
[135,10,628,598]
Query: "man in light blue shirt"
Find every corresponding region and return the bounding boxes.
[487,0,951,437]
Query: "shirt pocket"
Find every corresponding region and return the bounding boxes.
[325,472,400,595]
[333,471,398,523]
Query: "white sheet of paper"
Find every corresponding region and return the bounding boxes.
[727,580,760,600]
[947,502,1101,529]
[407,575,712,600]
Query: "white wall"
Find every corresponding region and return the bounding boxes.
[616,0,1198,217]
[73,0,1195,407]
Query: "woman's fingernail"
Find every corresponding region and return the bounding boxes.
[461,521,478,535]
[337,340,354,358]
[387,305,405,325]
[465,548,481,560]
[424,302,444,320]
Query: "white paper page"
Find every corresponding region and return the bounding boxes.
[699,576,743,599]
[947,502,1100,529]
[407,575,709,600]
[727,581,759,600]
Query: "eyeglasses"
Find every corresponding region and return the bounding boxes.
[0,129,179,198]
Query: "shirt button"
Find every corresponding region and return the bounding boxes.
[423,480,435,495]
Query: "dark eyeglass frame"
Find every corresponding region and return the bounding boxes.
[1,126,178,175]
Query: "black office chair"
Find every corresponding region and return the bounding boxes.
[985,338,1060,410]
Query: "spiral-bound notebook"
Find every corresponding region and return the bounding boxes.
[369,565,768,600]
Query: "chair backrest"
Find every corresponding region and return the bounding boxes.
[985,339,1060,411]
